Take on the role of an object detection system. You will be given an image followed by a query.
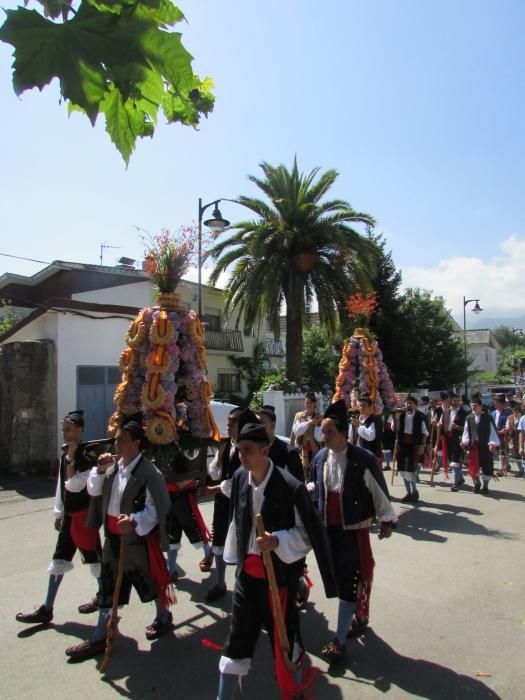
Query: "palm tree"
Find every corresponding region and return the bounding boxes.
[207,159,376,383]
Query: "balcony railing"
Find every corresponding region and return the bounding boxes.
[265,339,285,357]
[204,328,244,352]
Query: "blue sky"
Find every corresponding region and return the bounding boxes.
[1,0,524,321]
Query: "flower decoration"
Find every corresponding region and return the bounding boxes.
[345,291,378,327]
[142,226,198,293]
[333,291,395,412]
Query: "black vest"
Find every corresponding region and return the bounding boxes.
[59,445,97,513]
[220,439,241,481]
[359,414,383,457]
[398,410,425,444]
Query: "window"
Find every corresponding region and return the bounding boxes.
[202,307,221,331]
[217,372,241,393]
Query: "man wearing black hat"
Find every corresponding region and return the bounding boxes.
[204,406,251,602]
[64,420,173,661]
[16,410,102,626]
[491,394,510,475]
[216,421,337,699]
[462,397,499,494]
[310,399,397,662]
[395,396,428,502]
[440,393,468,491]
[290,392,323,479]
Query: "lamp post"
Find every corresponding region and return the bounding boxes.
[511,328,523,384]
[197,198,230,318]
[463,296,483,398]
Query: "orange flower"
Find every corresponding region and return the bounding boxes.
[346,291,378,320]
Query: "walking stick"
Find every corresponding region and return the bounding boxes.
[100,535,126,674]
[430,424,441,484]
[391,433,398,486]
[255,513,294,672]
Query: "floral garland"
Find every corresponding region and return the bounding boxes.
[109,304,219,445]
[334,334,396,411]
[334,290,395,411]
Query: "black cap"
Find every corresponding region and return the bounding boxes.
[121,420,145,442]
[259,408,276,423]
[262,404,275,412]
[440,391,449,401]
[494,393,506,402]
[324,399,348,421]
[237,423,270,444]
[237,408,259,434]
[406,395,418,404]
[63,410,84,427]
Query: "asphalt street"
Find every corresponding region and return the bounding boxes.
[1,468,524,700]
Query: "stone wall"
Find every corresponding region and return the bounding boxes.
[0,340,57,475]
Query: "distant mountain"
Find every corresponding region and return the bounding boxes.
[452,314,525,330]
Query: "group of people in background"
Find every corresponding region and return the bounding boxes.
[14,387,523,698]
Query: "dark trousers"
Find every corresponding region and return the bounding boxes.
[326,526,360,602]
[166,489,204,546]
[97,530,157,608]
[222,569,302,661]
[53,513,101,565]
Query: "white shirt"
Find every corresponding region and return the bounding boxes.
[357,416,376,442]
[403,411,429,436]
[325,448,348,492]
[461,414,499,447]
[53,461,91,517]
[292,416,323,443]
[87,453,158,537]
[323,448,397,524]
[223,461,311,565]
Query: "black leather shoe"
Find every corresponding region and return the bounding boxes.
[145,612,174,640]
[481,485,489,495]
[346,615,369,638]
[474,482,481,493]
[65,638,106,661]
[16,605,53,624]
[78,599,98,614]
[205,584,226,603]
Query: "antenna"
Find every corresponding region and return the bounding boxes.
[100,242,120,265]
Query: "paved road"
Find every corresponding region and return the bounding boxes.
[1,469,524,699]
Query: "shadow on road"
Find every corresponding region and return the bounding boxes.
[0,475,55,501]
[393,502,517,543]
[330,628,502,700]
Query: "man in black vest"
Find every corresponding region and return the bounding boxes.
[461,396,499,494]
[258,406,304,483]
[216,422,336,699]
[441,393,468,491]
[310,400,397,662]
[205,406,245,602]
[16,410,102,626]
[396,396,428,502]
[65,420,173,661]
[356,396,383,467]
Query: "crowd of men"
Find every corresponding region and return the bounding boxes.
[14,388,524,698]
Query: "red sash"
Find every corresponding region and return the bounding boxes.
[468,443,481,479]
[243,553,266,579]
[326,492,342,526]
[440,436,449,478]
[69,508,99,551]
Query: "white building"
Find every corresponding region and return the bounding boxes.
[0,260,283,465]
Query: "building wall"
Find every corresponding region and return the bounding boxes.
[0,340,57,475]
[469,345,497,373]
[55,312,133,452]
[73,280,153,307]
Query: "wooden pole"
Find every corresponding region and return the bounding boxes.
[255,513,294,672]
[100,536,126,674]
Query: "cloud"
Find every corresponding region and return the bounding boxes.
[403,235,525,318]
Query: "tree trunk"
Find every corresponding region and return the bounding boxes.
[284,288,303,384]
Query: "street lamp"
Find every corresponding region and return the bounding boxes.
[197,198,230,318]
[463,296,483,398]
